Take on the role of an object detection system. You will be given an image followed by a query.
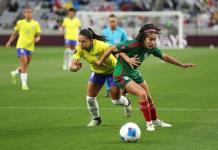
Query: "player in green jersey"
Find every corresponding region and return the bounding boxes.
[95,23,196,131]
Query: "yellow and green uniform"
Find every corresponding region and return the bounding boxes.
[73,39,117,74]
[62,17,81,40]
[15,19,41,51]
[114,39,163,88]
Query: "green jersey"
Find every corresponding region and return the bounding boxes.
[113,39,163,88]
[116,39,163,70]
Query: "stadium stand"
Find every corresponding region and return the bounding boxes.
[0,0,218,46]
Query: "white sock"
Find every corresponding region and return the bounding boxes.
[12,69,20,76]
[68,49,75,67]
[63,48,71,68]
[21,73,27,85]
[111,96,129,107]
[146,121,153,126]
[86,96,99,119]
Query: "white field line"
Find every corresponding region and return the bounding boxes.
[0,106,218,111]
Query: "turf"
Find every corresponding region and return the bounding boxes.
[0,46,218,150]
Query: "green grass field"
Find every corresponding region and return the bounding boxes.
[0,46,218,150]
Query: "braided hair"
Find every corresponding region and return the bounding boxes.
[79,28,106,42]
[136,23,161,46]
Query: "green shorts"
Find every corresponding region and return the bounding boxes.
[113,65,144,88]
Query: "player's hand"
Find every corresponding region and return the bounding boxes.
[181,63,197,68]
[94,61,102,66]
[127,55,141,69]
[93,61,107,67]
[70,60,82,72]
[5,41,11,48]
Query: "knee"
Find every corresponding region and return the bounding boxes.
[138,91,147,100]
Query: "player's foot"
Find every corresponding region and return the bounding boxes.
[146,122,155,131]
[22,84,29,90]
[124,98,132,118]
[152,119,172,127]
[87,117,102,127]
[104,90,110,97]
[10,71,16,84]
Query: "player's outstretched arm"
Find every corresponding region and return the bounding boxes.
[95,45,118,66]
[5,31,18,48]
[70,59,82,72]
[161,53,197,68]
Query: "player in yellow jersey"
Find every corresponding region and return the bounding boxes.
[5,7,41,90]
[61,8,81,71]
[70,28,132,126]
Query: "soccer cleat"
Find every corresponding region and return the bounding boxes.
[10,71,16,84]
[146,123,155,131]
[124,98,132,118]
[22,84,29,90]
[152,119,172,127]
[87,117,102,127]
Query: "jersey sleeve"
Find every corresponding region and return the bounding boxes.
[116,41,129,52]
[73,46,82,60]
[101,29,106,36]
[101,42,111,52]
[76,18,81,27]
[151,47,163,58]
[36,22,41,33]
[14,20,20,31]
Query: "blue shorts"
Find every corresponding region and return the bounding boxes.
[89,72,116,87]
[65,39,77,46]
[17,48,32,57]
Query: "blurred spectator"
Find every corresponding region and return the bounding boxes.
[8,0,19,12]
[79,0,90,5]
[163,0,178,10]
[99,3,113,11]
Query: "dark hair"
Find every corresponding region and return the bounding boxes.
[79,28,106,42]
[136,23,161,46]
[108,14,116,19]
[68,8,76,13]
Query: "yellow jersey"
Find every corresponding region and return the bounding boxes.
[62,17,81,40]
[73,40,117,74]
[14,19,41,51]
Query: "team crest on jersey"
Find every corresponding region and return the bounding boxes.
[32,25,35,30]
[95,54,100,59]
[123,76,130,80]
[144,53,149,58]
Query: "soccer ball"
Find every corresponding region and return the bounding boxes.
[119,122,141,143]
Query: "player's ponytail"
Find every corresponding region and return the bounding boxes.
[79,28,106,42]
[136,23,161,46]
